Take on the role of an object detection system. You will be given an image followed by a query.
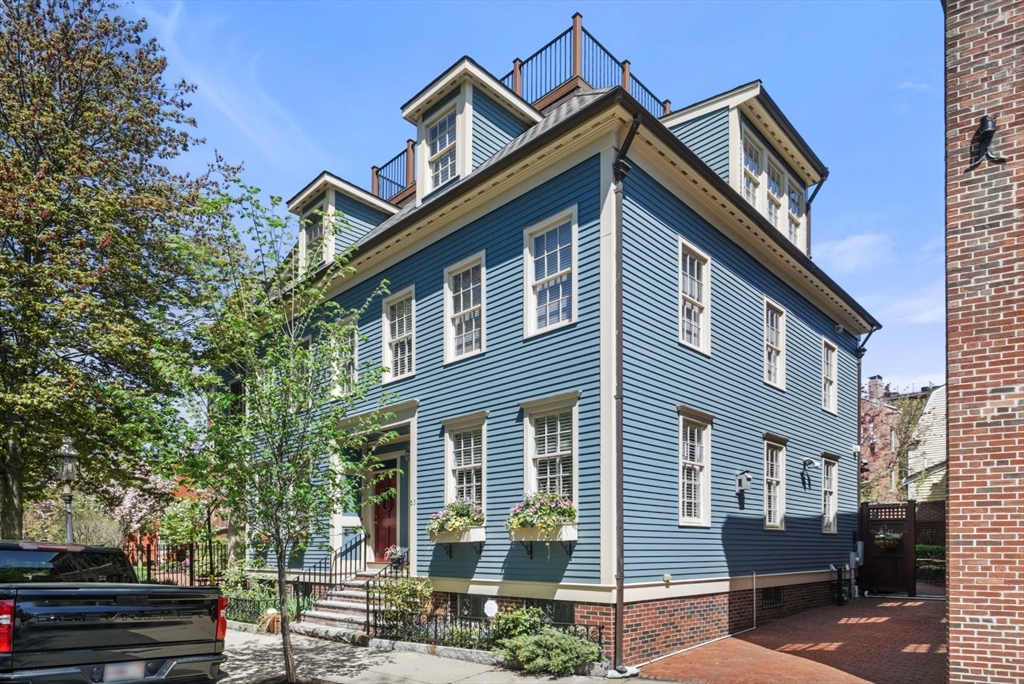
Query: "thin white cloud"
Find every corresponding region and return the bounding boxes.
[135,1,327,174]
[813,233,895,275]
[883,281,945,325]
[896,81,929,91]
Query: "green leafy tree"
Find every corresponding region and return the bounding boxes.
[158,498,209,547]
[176,182,396,682]
[0,0,232,537]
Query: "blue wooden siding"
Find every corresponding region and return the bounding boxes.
[669,108,730,182]
[620,164,860,583]
[471,88,529,169]
[334,193,390,252]
[332,156,603,584]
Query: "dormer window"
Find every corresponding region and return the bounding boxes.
[740,126,805,251]
[428,108,458,190]
[301,198,326,271]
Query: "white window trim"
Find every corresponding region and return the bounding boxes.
[330,321,359,398]
[821,456,838,534]
[382,286,416,383]
[678,409,712,527]
[416,84,471,204]
[822,338,838,414]
[739,123,806,252]
[522,207,579,339]
[442,411,488,512]
[520,391,580,506]
[300,197,328,273]
[763,438,786,531]
[763,297,787,391]
[677,237,712,355]
[426,106,458,191]
[443,251,486,364]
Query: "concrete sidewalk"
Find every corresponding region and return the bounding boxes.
[222,629,615,683]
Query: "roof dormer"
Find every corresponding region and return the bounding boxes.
[662,81,827,255]
[401,57,542,205]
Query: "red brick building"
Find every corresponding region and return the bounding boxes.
[945,2,1024,682]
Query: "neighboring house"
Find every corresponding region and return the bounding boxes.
[905,385,947,502]
[859,375,934,503]
[273,14,880,666]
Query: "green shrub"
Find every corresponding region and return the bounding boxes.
[489,606,544,644]
[497,626,600,676]
[916,544,945,560]
[376,576,433,619]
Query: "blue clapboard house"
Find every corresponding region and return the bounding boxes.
[278,14,880,665]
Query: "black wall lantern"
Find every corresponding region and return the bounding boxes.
[969,115,1008,169]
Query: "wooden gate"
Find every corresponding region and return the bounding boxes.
[858,501,916,596]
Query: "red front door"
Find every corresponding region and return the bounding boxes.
[373,470,398,560]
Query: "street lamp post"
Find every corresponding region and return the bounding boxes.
[58,437,80,544]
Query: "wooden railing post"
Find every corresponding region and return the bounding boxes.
[405,139,415,186]
[571,12,583,79]
[621,59,631,91]
[663,99,672,117]
[512,58,523,96]
[371,166,380,196]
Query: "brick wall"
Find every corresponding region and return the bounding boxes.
[945,2,1024,682]
[579,580,836,663]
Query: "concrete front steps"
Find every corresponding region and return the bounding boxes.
[291,562,388,642]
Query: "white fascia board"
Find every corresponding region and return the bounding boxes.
[402,59,542,126]
[659,81,762,128]
[287,172,399,216]
[740,97,822,186]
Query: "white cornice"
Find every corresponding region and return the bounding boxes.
[287,172,399,216]
[660,81,762,128]
[402,58,542,126]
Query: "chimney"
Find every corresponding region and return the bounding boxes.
[868,375,884,400]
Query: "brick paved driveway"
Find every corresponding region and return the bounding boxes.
[641,598,946,684]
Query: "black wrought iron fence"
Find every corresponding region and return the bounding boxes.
[293,530,367,618]
[224,596,279,624]
[138,541,229,587]
[367,610,604,651]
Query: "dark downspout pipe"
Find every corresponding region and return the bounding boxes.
[804,175,827,258]
[613,114,641,670]
[855,326,878,508]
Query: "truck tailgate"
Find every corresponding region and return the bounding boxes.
[9,584,222,670]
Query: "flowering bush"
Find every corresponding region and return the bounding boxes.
[874,528,903,542]
[504,492,577,537]
[426,500,484,536]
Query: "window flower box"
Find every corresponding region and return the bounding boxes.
[507,522,578,543]
[429,525,486,544]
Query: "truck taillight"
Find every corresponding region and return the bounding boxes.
[0,599,13,654]
[215,596,228,641]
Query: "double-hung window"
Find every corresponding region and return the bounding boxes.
[679,239,710,353]
[302,201,326,271]
[525,212,576,336]
[331,325,358,397]
[822,339,838,413]
[444,253,485,362]
[742,137,762,207]
[521,392,579,504]
[443,411,487,509]
[764,300,786,389]
[764,439,786,530]
[383,287,415,382]
[678,407,712,526]
[739,126,806,251]
[427,108,457,190]
[822,457,838,534]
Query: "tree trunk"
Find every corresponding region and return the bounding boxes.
[226,512,245,563]
[0,436,25,539]
[276,545,296,683]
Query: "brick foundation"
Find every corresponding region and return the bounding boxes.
[436,579,836,664]
[945,1,1024,682]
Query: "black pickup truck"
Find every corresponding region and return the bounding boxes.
[0,541,226,683]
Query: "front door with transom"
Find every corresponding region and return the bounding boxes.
[373,469,398,560]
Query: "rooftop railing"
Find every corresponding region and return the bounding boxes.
[373,13,670,203]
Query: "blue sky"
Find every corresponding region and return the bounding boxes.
[135,0,945,392]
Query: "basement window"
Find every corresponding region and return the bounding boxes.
[760,586,784,610]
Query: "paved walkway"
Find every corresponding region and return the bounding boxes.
[222,629,610,683]
[641,598,947,684]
